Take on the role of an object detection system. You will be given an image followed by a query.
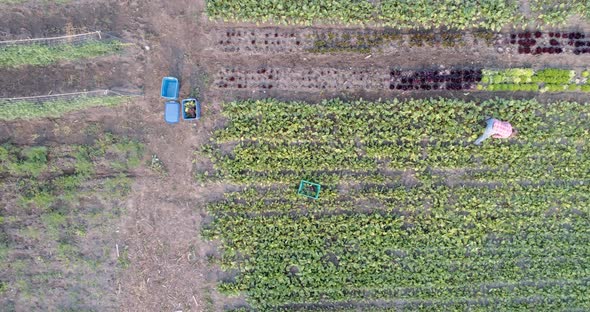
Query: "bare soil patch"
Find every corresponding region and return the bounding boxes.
[0,1,128,40]
[0,53,144,97]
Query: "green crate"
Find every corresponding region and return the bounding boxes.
[298,180,321,199]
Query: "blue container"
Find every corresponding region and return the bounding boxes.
[161,77,179,100]
[164,101,180,124]
[182,98,201,120]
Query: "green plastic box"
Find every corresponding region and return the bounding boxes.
[298,180,321,199]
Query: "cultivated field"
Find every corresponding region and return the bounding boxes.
[0,0,589,311]
[201,98,590,310]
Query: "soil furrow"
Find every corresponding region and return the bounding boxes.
[201,27,590,71]
[0,54,144,98]
[0,1,127,40]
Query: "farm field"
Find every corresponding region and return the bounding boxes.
[0,0,589,311]
[201,98,590,310]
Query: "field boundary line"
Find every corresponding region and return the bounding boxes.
[0,31,102,45]
[0,89,143,102]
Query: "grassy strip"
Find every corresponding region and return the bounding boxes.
[0,96,128,120]
[0,40,123,68]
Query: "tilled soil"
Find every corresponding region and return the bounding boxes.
[213,67,486,92]
[0,53,144,98]
[0,1,128,40]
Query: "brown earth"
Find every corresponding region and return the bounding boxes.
[0,1,129,40]
[0,54,145,98]
[2,0,590,311]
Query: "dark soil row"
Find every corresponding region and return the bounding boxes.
[0,55,144,98]
[214,67,485,92]
[212,27,590,59]
[212,27,495,54]
[0,2,127,40]
[214,67,387,91]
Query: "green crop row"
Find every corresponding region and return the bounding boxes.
[207,0,590,29]
[206,209,590,307]
[210,182,590,217]
[0,95,128,120]
[209,141,589,186]
[213,98,589,144]
[202,98,590,309]
[0,40,124,68]
[479,68,590,92]
[529,0,590,26]
[205,98,589,184]
[481,68,575,84]
[206,0,520,30]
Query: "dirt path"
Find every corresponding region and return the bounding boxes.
[114,0,224,311]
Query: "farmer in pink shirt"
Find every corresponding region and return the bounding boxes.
[474,117,516,145]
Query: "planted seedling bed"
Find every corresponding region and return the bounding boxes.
[506,31,590,55]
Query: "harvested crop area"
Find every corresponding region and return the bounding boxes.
[200,98,590,310]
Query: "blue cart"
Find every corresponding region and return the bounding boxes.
[182,98,201,120]
[164,101,180,124]
[161,77,179,100]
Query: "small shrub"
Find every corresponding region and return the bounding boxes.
[150,154,168,177]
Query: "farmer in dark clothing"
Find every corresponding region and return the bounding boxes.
[474,117,516,145]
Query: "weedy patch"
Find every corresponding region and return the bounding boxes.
[0,96,129,121]
[0,40,124,68]
[0,133,143,311]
